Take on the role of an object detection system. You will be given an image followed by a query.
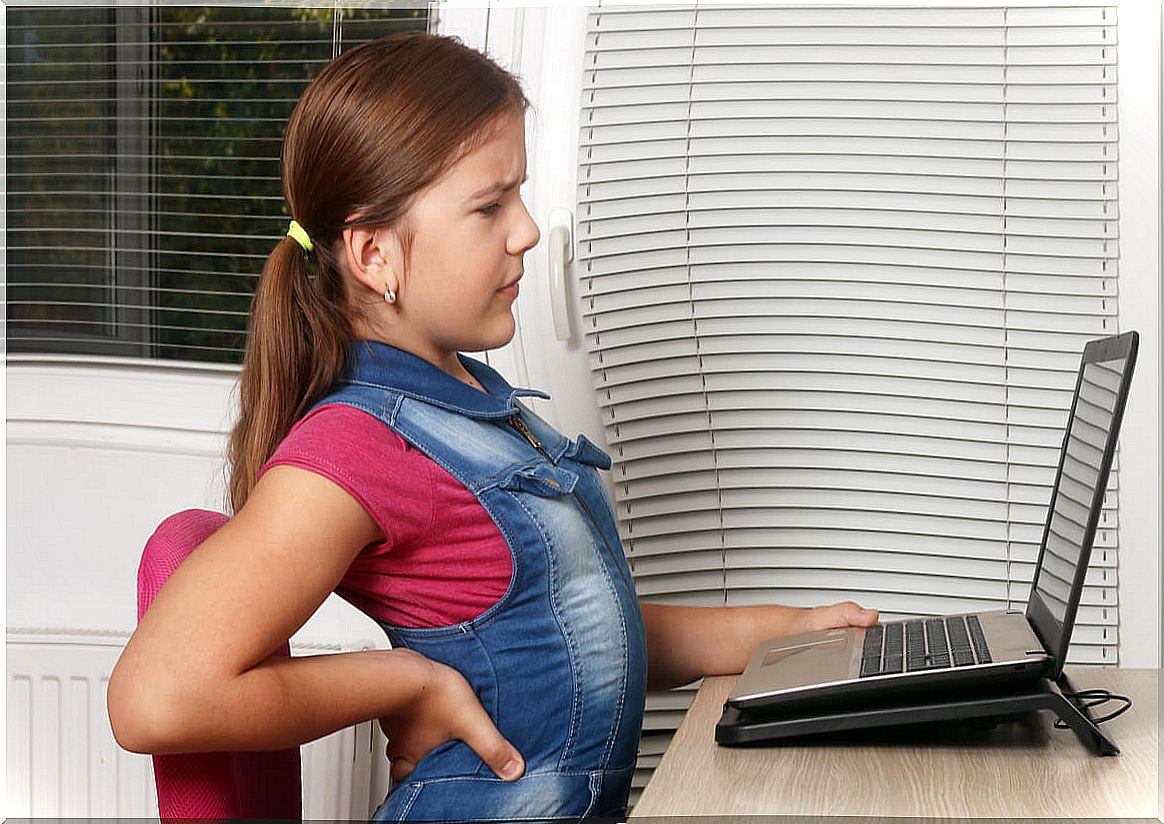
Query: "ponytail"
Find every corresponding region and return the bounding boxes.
[227,237,352,512]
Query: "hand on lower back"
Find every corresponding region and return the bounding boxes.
[378,650,525,784]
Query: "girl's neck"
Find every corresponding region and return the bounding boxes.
[359,331,484,392]
[352,303,490,393]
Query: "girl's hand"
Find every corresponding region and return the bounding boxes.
[379,650,525,784]
[797,600,879,634]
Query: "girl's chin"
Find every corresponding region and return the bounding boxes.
[462,315,517,354]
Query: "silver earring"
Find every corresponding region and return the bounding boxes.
[384,288,397,305]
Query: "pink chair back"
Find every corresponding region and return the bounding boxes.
[137,508,302,819]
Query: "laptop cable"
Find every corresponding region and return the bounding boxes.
[1053,688,1132,729]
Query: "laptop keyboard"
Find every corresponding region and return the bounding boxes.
[860,615,993,678]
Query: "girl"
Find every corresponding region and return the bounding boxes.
[108,32,877,821]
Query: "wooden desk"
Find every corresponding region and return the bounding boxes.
[630,668,1158,819]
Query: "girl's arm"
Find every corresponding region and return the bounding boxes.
[640,601,879,692]
[107,465,521,781]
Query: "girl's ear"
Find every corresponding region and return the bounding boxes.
[341,220,401,298]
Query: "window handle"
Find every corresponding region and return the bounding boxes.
[548,208,574,341]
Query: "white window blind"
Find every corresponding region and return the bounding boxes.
[577,3,1121,678]
[7,6,429,363]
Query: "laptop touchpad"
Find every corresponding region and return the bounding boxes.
[762,637,846,667]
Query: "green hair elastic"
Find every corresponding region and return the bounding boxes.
[287,219,314,253]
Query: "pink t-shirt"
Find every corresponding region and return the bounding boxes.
[260,403,513,628]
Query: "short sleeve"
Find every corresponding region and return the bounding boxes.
[260,403,434,549]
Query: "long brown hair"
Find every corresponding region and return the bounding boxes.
[228,33,529,512]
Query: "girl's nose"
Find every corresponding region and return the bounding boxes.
[509,199,541,256]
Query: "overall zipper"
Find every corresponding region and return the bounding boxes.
[510,414,613,529]
[509,414,550,460]
[508,414,634,590]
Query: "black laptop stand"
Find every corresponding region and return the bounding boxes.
[716,670,1119,756]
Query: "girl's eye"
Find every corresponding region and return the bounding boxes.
[480,203,502,217]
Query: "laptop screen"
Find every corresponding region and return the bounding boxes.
[1026,332,1137,679]
[1031,355,1126,624]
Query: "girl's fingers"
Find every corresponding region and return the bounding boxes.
[459,716,525,781]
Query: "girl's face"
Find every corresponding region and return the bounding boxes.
[369,109,540,373]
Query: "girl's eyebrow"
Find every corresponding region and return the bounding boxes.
[466,173,529,203]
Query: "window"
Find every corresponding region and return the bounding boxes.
[571,7,1132,805]
[578,5,1121,662]
[7,5,430,364]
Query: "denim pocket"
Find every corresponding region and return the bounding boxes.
[499,464,578,497]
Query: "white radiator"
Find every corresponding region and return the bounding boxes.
[6,629,391,819]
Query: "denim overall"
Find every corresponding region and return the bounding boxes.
[314,341,647,822]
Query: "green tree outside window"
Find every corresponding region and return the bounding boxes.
[8,5,429,364]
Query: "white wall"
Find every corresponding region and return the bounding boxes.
[5,358,386,649]
[1111,1,1162,668]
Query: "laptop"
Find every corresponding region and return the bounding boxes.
[725,331,1139,716]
